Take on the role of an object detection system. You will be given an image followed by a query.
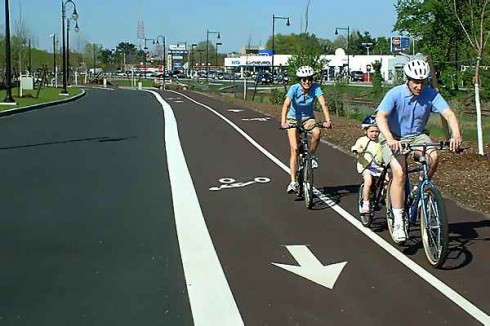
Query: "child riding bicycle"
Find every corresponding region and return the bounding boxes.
[351,114,385,215]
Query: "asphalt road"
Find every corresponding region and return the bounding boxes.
[0,87,488,325]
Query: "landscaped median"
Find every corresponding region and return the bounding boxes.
[0,86,85,115]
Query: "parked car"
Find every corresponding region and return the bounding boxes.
[350,70,365,82]
[275,72,290,84]
[256,72,273,85]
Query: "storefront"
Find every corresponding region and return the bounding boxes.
[224,48,404,83]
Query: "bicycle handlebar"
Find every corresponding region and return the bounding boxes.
[279,121,330,132]
[400,141,465,154]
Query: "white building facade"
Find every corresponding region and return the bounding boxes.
[224,48,411,83]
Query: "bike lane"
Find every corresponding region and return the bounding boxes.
[159,90,485,325]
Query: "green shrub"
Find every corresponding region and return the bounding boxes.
[270,89,286,104]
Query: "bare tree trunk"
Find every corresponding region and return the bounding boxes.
[448,0,488,155]
[474,57,484,155]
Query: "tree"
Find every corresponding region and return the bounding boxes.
[350,31,377,55]
[82,43,101,72]
[393,0,472,85]
[371,37,391,55]
[265,33,323,55]
[285,33,328,83]
[114,42,138,67]
[447,0,490,155]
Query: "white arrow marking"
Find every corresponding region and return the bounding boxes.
[228,109,243,113]
[272,245,347,289]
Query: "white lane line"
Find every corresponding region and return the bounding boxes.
[82,86,115,91]
[169,90,490,325]
[147,90,244,326]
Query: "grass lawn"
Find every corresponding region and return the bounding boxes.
[110,78,153,88]
[0,86,83,111]
[427,112,490,143]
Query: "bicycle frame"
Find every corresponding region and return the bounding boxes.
[396,141,450,267]
[281,122,326,209]
[297,128,311,166]
[295,126,313,203]
[371,166,390,210]
[403,144,439,222]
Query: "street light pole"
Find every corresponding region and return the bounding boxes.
[93,43,96,78]
[2,0,15,103]
[143,38,155,80]
[206,29,220,82]
[28,39,32,74]
[190,43,197,77]
[66,17,79,87]
[215,42,222,70]
[61,0,78,95]
[50,34,57,86]
[156,35,166,90]
[335,26,350,81]
[197,49,204,79]
[271,14,290,84]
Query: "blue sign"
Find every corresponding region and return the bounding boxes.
[391,36,410,52]
[258,49,274,56]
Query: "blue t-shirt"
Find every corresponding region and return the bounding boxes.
[377,84,449,137]
[286,83,324,120]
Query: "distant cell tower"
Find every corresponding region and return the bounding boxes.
[137,20,144,40]
[137,0,145,50]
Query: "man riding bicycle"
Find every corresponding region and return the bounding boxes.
[281,65,332,194]
[376,59,462,242]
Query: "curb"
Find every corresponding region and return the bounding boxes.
[0,88,87,117]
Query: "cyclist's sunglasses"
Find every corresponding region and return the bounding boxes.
[299,76,313,82]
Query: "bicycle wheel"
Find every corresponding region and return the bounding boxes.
[358,183,372,227]
[419,186,448,268]
[303,156,314,209]
[385,179,406,245]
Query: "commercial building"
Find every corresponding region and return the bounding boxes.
[224,48,411,83]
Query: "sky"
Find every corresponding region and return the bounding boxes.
[2,0,399,54]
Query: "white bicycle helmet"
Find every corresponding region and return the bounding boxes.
[403,59,430,80]
[296,65,315,78]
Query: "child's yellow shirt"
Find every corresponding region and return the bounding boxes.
[351,136,384,174]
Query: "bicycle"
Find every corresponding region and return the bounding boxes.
[385,141,456,268]
[281,122,326,209]
[352,148,391,228]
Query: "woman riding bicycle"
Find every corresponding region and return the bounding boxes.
[376,59,462,242]
[281,65,332,194]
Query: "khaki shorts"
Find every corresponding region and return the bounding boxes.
[287,117,316,129]
[380,133,432,165]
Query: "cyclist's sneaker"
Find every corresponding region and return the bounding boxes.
[360,206,370,215]
[287,181,299,194]
[311,156,319,169]
[360,201,370,214]
[393,216,407,242]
